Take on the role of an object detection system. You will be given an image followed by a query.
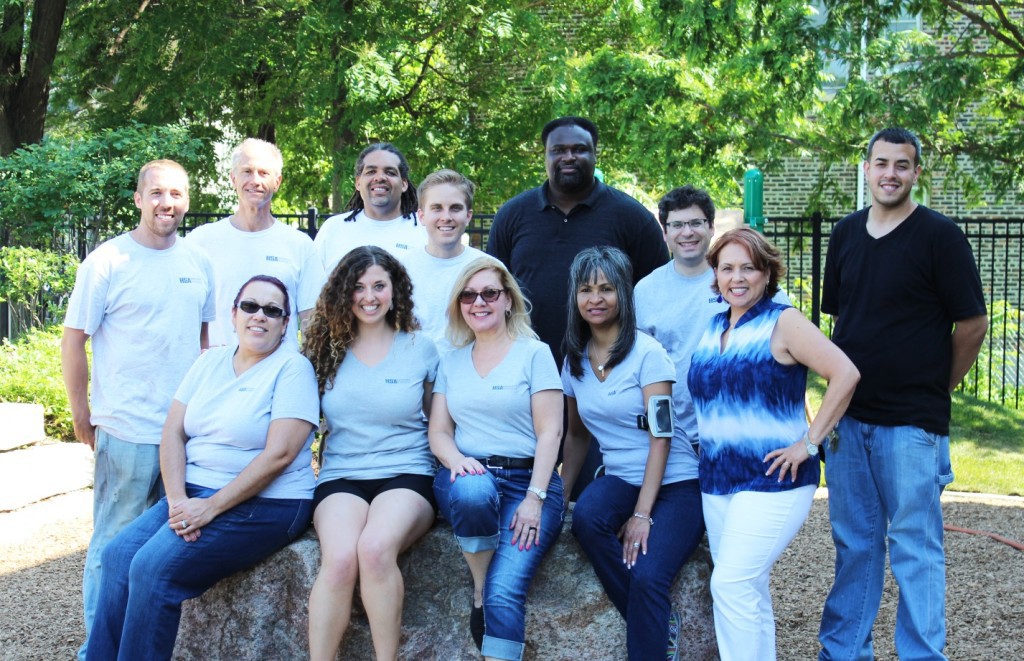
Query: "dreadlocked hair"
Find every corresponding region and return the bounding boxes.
[342,143,419,221]
[303,245,420,395]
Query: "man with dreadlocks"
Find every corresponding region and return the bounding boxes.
[314,142,427,274]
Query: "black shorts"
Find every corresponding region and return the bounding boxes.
[313,473,436,513]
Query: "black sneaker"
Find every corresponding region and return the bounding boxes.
[470,603,484,650]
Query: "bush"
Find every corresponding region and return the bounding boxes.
[0,325,76,440]
[0,246,79,331]
[0,123,219,251]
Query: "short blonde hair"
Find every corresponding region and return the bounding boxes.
[445,257,537,348]
[136,160,189,193]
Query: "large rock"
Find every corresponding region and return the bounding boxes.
[175,512,717,660]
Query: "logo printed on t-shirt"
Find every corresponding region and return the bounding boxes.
[265,255,290,263]
[395,243,409,250]
[384,378,412,384]
[238,387,256,392]
[492,385,510,390]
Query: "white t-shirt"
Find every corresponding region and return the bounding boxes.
[186,218,326,348]
[561,332,685,487]
[64,233,216,444]
[318,332,439,482]
[434,337,562,459]
[174,345,320,500]
[313,210,427,274]
[635,263,790,449]
[403,245,493,352]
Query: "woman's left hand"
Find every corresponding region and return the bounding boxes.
[618,516,652,569]
[168,497,217,542]
[510,496,543,551]
[764,440,810,483]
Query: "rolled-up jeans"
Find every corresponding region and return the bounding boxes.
[434,466,564,661]
[85,483,312,661]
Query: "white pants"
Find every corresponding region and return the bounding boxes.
[703,486,815,661]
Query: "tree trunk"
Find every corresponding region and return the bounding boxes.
[0,0,69,156]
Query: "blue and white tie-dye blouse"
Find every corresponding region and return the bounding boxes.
[687,297,819,495]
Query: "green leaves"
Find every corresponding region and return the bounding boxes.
[0,123,216,250]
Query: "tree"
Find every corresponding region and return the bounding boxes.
[0,0,69,155]
[805,0,1024,210]
[0,123,215,251]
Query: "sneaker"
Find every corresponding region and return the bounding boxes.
[666,608,681,661]
[470,603,484,650]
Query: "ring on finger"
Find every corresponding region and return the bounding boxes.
[632,541,640,548]
[180,520,187,530]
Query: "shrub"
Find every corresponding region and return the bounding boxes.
[0,246,79,331]
[0,325,76,440]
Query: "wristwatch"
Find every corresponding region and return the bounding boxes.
[804,432,819,457]
[527,486,547,501]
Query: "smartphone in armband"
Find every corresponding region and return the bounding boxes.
[636,395,675,438]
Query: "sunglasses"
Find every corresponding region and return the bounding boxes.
[238,300,286,318]
[458,288,505,304]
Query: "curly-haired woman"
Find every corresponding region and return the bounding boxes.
[304,246,439,661]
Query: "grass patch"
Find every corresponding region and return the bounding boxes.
[807,376,1023,497]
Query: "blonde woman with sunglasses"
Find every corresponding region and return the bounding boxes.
[429,257,564,660]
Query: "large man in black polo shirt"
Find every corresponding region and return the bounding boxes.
[488,116,667,498]
[487,116,667,365]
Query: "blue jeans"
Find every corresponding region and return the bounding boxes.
[79,430,162,661]
[572,476,705,661]
[434,467,564,661]
[85,484,311,661]
[819,417,952,661]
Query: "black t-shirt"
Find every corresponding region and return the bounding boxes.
[487,181,668,365]
[822,205,986,434]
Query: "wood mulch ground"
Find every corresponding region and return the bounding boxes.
[1,489,1021,660]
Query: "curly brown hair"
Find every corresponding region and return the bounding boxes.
[303,246,419,394]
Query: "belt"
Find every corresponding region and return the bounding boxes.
[476,455,534,469]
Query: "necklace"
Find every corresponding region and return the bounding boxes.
[597,363,606,377]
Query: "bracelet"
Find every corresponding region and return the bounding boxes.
[632,512,654,526]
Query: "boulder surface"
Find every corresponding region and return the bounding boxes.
[175,513,717,660]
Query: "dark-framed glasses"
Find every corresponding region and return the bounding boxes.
[238,300,286,318]
[666,219,707,231]
[458,288,505,304]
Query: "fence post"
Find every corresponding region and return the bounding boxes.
[306,207,318,240]
[811,211,823,328]
[743,169,765,231]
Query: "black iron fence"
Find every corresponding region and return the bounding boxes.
[180,210,1022,408]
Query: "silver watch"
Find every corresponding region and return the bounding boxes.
[527,486,547,501]
[805,433,819,457]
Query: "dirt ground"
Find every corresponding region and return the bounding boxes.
[1,489,1021,660]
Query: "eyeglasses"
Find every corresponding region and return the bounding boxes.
[238,300,286,318]
[666,219,708,231]
[458,288,505,304]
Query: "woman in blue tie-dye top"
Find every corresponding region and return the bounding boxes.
[687,228,859,661]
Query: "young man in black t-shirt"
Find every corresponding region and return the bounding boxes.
[817,127,987,660]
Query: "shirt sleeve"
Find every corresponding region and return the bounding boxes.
[528,342,563,394]
[487,204,513,266]
[270,353,320,426]
[628,210,669,283]
[433,355,450,396]
[64,252,109,335]
[932,222,987,321]
[638,339,677,387]
[821,219,844,316]
[560,360,577,399]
